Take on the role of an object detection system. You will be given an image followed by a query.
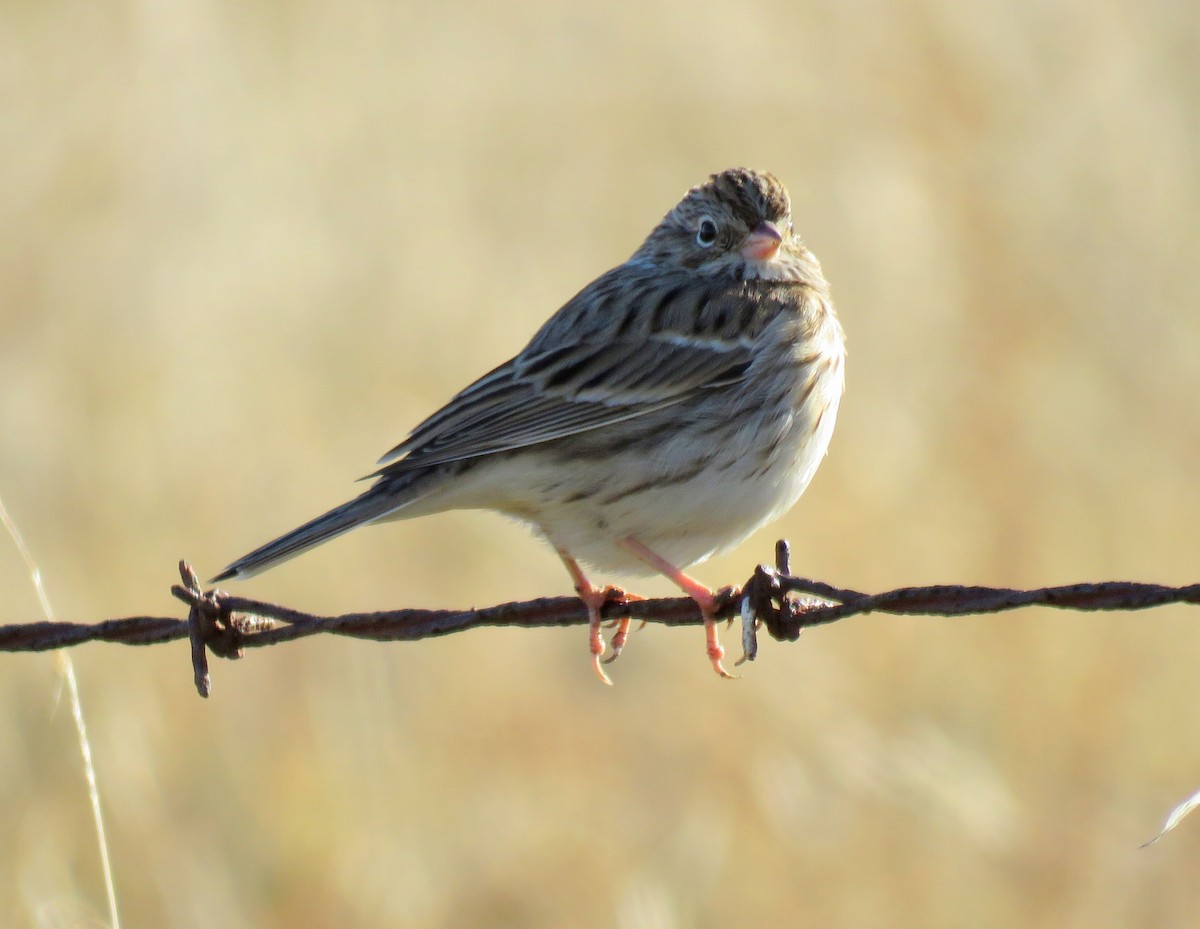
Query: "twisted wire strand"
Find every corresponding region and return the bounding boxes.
[1,542,1195,697]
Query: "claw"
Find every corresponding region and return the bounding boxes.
[705,618,737,679]
[602,617,632,664]
[585,589,614,685]
[591,650,614,686]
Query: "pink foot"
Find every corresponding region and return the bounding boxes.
[618,536,737,680]
[557,550,642,685]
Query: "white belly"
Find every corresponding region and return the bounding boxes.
[435,352,844,576]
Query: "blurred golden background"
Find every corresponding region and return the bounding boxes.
[2,0,1199,925]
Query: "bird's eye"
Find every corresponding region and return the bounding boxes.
[696,216,719,248]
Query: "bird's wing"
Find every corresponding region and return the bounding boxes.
[373,329,754,473]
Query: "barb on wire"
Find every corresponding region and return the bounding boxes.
[0,541,1196,698]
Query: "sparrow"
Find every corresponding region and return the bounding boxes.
[213,168,846,683]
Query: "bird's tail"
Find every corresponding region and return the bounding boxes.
[210,488,405,583]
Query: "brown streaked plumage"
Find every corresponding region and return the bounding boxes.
[213,168,846,683]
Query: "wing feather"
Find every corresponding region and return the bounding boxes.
[374,267,783,474]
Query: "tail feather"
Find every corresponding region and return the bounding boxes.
[210,490,403,583]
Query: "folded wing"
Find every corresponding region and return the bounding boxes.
[373,332,753,474]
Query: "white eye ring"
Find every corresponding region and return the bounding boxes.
[696,216,719,248]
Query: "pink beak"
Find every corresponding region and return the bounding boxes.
[740,221,783,261]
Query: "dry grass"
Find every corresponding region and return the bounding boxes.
[2,0,1199,925]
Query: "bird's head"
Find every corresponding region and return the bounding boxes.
[633,168,818,284]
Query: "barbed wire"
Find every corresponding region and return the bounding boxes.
[1,541,1196,697]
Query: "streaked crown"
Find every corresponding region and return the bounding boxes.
[701,168,791,228]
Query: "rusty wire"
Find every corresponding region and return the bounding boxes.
[1,541,1196,697]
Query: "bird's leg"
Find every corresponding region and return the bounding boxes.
[617,536,735,679]
[556,550,640,685]
[557,550,610,684]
